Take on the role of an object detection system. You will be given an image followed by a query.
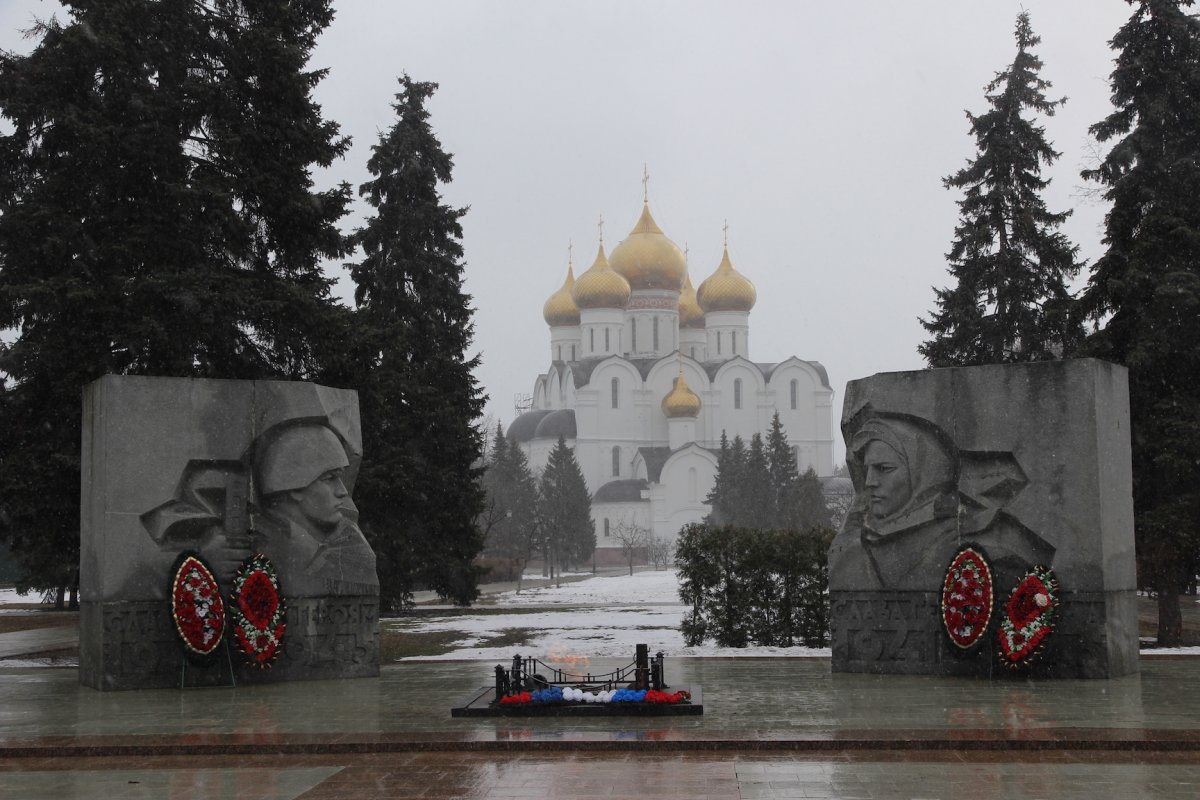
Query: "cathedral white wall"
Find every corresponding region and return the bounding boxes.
[679,328,706,362]
[707,359,766,443]
[580,307,624,359]
[592,501,649,549]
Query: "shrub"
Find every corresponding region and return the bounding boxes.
[675,524,833,648]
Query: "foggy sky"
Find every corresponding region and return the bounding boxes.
[1,1,1137,464]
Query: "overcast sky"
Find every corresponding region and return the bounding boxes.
[1,1,1136,464]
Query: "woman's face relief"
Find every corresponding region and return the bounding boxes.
[862,439,912,521]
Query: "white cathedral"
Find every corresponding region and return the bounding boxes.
[508,194,835,565]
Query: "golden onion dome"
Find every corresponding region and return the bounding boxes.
[678,273,705,329]
[697,246,757,313]
[662,367,701,419]
[572,242,631,309]
[608,204,688,291]
[542,263,580,326]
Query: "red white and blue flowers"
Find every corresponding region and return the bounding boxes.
[499,686,692,706]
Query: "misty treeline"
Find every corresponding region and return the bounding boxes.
[477,429,593,587]
[921,6,1200,645]
[0,1,483,609]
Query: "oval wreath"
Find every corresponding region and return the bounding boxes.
[229,553,287,668]
[169,551,226,662]
[999,565,1059,668]
[941,546,994,650]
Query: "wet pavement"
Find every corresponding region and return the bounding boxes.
[1,657,1200,797]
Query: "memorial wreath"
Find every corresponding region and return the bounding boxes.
[229,553,287,667]
[169,552,226,662]
[998,565,1059,668]
[941,546,994,650]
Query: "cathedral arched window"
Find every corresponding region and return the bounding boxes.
[716,331,722,355]
[732,331,738,354]
[734,378,742,410]
[603,518,610,538]
[571,344,576,361]
[688,467,698,503]
[653,317,660,351]
[589,328,595,353]
[605,328,610,352]
[790,379,798,410]
[612,445,620,476]
[556,345,561,361]
[631,320,637,352]
[611,377,620,409]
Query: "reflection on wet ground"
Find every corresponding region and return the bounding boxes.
[2,658,1200,798]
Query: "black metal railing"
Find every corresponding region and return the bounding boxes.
[495,643,668,699]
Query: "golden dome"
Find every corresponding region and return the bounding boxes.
[662,367,701,418]
[697,246,757,312]
[678,273,705,329]
[608,204,688,291]
[542,263,580,326]
[572,242,631,309]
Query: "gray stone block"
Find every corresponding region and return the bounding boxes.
[80,375,379,690]
[828,359,1137,678]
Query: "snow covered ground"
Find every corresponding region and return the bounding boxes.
[388,568,832,661]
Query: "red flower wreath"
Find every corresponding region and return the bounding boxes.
[169,552,226,660]
[999,566,1059,668]
[229,553,287,668]
[941,547,993,650]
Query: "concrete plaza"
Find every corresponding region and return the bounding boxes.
[2,652,1200,798]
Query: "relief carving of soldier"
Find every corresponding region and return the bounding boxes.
[141,420,378,599]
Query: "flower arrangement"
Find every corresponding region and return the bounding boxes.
[941,546,993,650]
[169,552,226,661]
[998,565,1059,668]
[499,687,692,706]
[228,553,286,668]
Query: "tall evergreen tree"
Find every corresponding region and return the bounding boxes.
[0,1,351,601]
[537,436,593,576]
[920,11,1083,366]
[346,75,486,608]
[1076,0,1200,645]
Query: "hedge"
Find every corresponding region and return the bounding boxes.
[675,524,833,648]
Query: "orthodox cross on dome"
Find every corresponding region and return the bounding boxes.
[642,163,650,204]
[723,219,729,248]
[567,240,573,268]
[684,242,689,264]
[597,214,604,245]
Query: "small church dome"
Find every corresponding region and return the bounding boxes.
[572,243,631,310]
[678,273,705,329]
[542,263,580,326]
[697,245,756,313]
[662,367,701,418]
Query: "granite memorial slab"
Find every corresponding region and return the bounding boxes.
[828,359,1137,678]
[79,375,379,690]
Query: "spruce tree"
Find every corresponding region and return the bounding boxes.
[480,424,539,572]
[346,75,486,608]
[704,433,736,525]
[0,1,351,600]
[920,11,1083,366]
[537,436,593,576]
[743,434,773,529]
[1076,0,1200,645]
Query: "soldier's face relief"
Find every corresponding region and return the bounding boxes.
[287,468,354,533]
[863,440,910,521]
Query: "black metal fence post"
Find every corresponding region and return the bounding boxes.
[635,643,649,689]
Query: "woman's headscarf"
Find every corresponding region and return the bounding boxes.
[848,416,957,533]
